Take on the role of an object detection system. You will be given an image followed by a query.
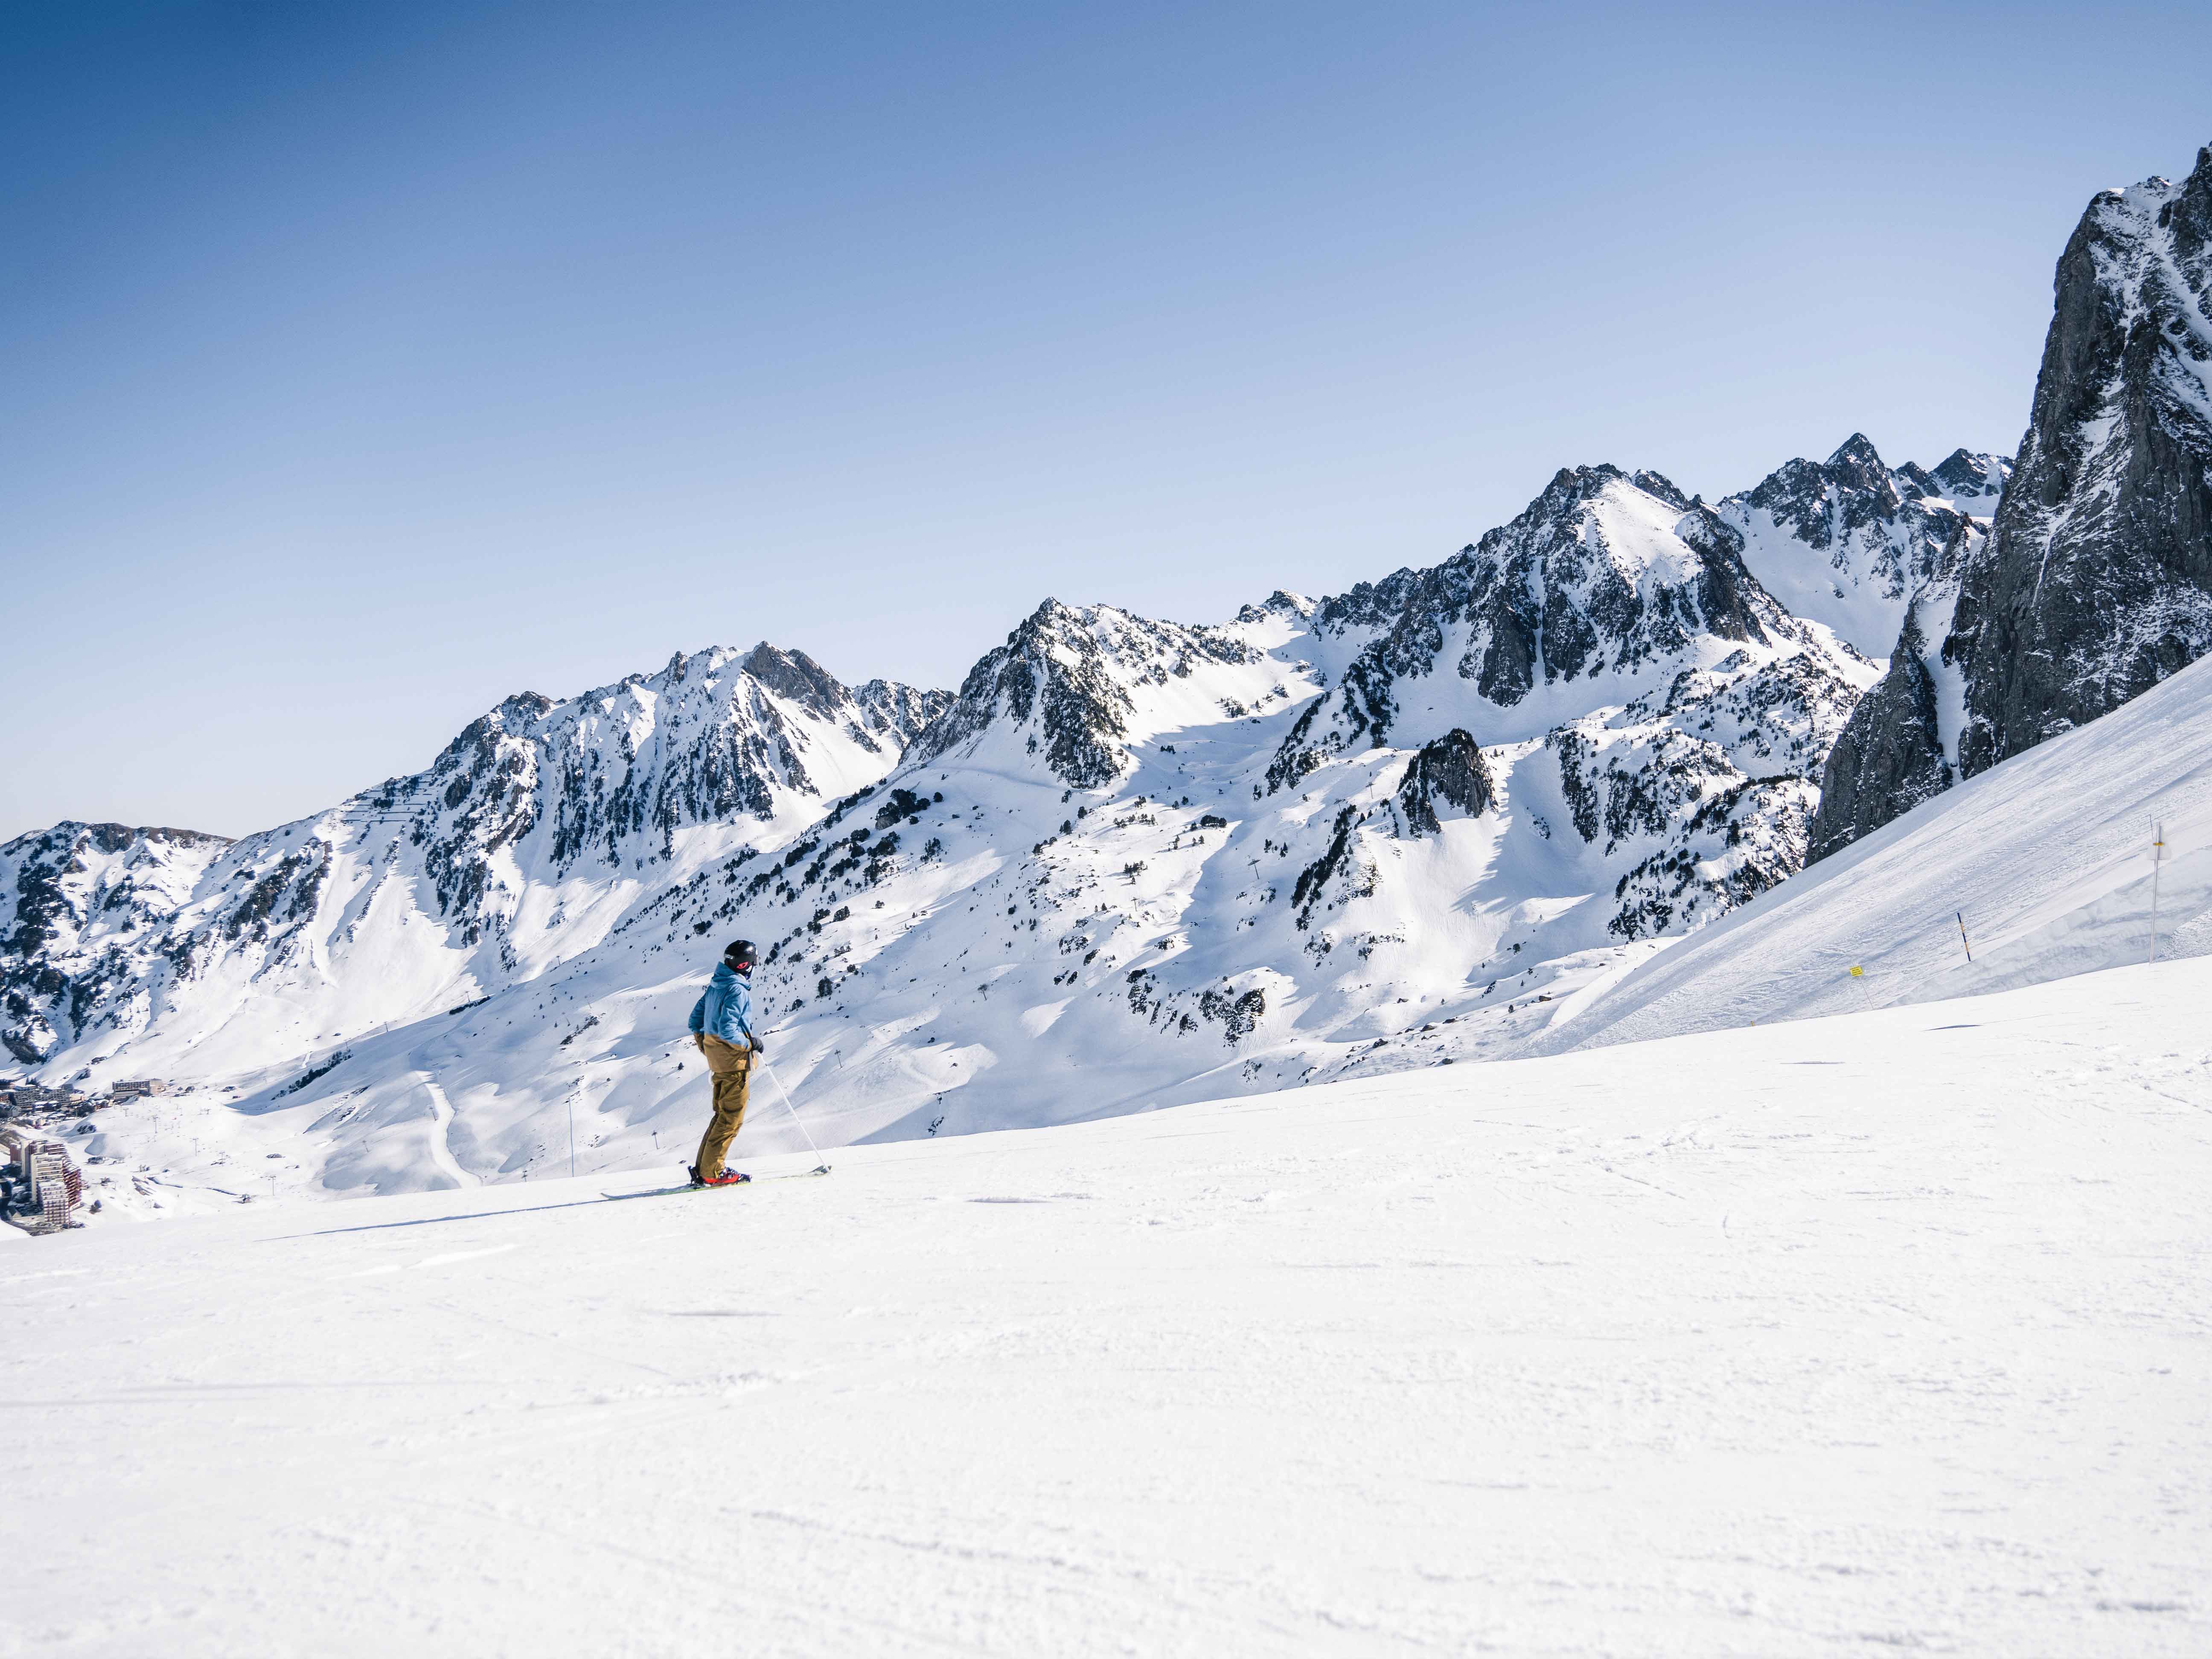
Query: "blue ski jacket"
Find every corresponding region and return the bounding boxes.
[688,962,756,1047]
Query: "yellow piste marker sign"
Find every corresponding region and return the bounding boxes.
[1848,965,1864,978]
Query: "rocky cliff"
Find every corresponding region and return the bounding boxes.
[1815,145,2212,859]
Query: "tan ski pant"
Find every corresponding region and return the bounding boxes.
[693,1033,753,1178]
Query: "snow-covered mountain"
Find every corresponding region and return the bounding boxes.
[9,454,1928,1208]
[1718,434,2006,658]
[699,468,1878,1145]
[0,822,236,1063]
[1816,145,2212,857]
[1259,464,1874,941]
[45,149,2212,1202]
[0,644,949,1074]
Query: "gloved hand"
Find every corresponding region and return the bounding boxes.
[748,1035,765,1056]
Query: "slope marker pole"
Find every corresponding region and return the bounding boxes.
[2150,820,2166,965]
[1955,911,1972,964]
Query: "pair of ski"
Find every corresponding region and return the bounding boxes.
[602,1165,832,1202]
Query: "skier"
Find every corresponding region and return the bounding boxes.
[687,938,763,1187]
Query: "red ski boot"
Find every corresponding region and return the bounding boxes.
[688,1165,751,1188]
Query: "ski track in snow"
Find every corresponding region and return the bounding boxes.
[5,956,2209,1657]
[418,1075,480,1191]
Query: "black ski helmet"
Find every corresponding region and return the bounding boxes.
[724,938,757,970]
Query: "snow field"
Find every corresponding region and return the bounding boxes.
[9,954,2209,1657]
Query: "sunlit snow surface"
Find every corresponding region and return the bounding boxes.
[7,957,2209,1656]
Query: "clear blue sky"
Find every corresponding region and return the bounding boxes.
[6,1,2209,840]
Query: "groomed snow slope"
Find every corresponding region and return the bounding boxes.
[1547,650,2212,1054]
[8,956,2209,1657]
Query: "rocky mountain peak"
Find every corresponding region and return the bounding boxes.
[2,822,233,1064]
[1738,436,1905,539]
[905,600,1260,790]
[1813,141,2212,860]
[1264,466,1826,797]
[1720,434,2004,656]
[850,679,955,748]
[1235,590,1316,625]
[739,642,848,720]
[1913,449,2012,507]
[1823,432,1893,492]
[1628,469,1696,512]
[0,639,955,1073]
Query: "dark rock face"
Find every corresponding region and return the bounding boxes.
[1954,148,2212,773]
[1806,611,1949,861]
[906,599,1256,789]
[1816,145,2212,859]
[1396,731,1495,835]
[739,643,849,720]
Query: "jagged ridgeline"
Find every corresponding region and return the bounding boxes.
[1,645,949,1070]
[2,456,1979,1136]
[6,441,1955,1159]
[10,141,2209,1188]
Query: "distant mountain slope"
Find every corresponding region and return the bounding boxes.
[706,480,1875,1148]
[904,597,1275,788]
[31,458,1907,1202]
[1816,144,2212,857]
[0,823,233,1067]
[1259,464,1876,940]
[0,645,949,1074]
[1717,434,2006,658]
[1544,650,2212,1054]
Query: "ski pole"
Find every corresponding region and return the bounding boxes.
[757,1057,831,1174]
